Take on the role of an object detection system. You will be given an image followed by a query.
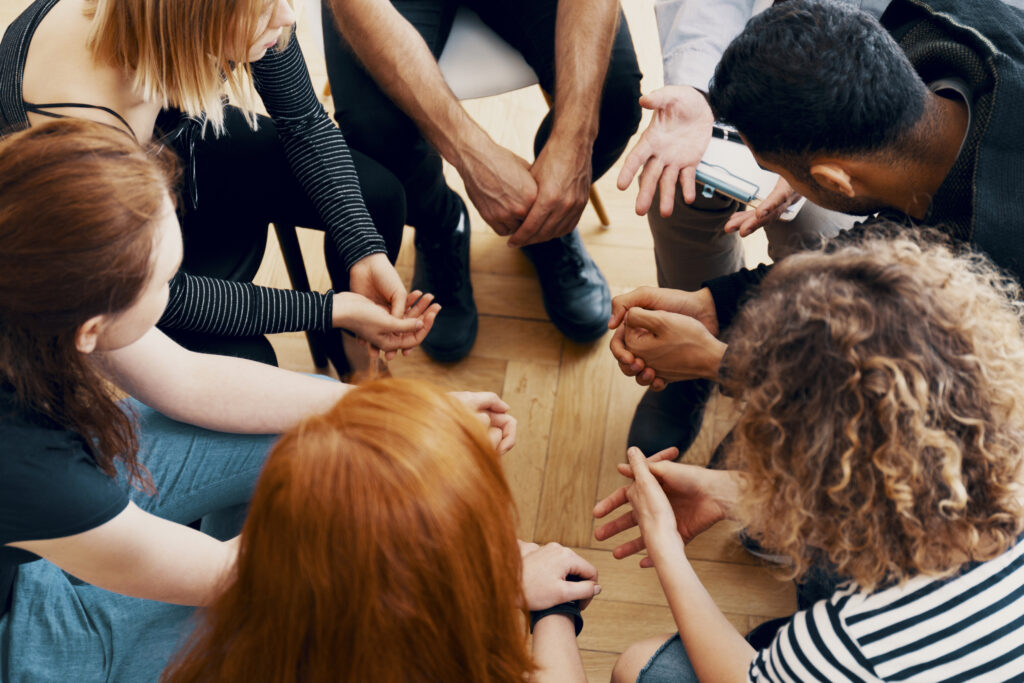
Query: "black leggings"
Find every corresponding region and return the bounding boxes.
[166,106,406,363]
[322,0,642,240]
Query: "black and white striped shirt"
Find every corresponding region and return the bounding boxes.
[749,537,1024,682]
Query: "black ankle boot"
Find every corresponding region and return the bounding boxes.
[412,202,478,362]
[522,230,611,343]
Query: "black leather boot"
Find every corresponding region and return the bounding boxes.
[412,201,478,362]
[522,230,611,343]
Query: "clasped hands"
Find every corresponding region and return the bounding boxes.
[341,253,440,360]
[608,286,727,391]
[458,134,592,248]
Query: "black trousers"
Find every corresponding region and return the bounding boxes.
[321,0,642,240]
[167,106,406,363]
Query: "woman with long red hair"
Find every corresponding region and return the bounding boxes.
[164,378,600,683]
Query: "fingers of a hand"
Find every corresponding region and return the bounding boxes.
[593,486,630,520]
[499,415,517,453]
[563,579,601,605]
[723,209,753,234]
[405,291,434,318]
[616,462,636,479]
[651,377,668,392]
[507,205,547,248]
[680,166,698,207]
[595,509,640,542]
[649,447,680,464]
[609,327,636,366]
[388,286,407,318]
[638,368,658,385]
[613,536,647,560]
[625,306,666,334]
[563,551,598,582]
[627,446,658,487]
[617,140,651,191]
[634,158,665,217]
[639,556,655,569]
[658,166,680,218]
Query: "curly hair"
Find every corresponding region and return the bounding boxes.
[724,231,1024,591]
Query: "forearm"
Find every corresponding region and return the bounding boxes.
[160,271,334,335]
[326,0,491,167]
[548,0,619,148]
[100,329,351,433]
[652,541,754,683]
[530,615,586,683]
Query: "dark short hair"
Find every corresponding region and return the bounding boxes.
[708,0,930,161]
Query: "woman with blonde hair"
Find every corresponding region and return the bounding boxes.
[0,119,512,682]
[596,234,1024,682]
[1,0,418,373]
[164,377,599,683]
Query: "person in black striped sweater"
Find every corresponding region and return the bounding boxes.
[597,232,1024,682]
[1,0,426,372]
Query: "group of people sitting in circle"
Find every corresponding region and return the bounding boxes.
[2,0,1024,681]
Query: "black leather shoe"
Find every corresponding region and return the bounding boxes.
[627,379,713,457]
[522,231,611,342]
[412,201,478,362]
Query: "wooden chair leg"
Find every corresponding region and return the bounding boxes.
[272,223,329,369]
[589,186,611,227]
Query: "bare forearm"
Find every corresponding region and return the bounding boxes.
[653,543,754,683]
[549,0,619,147]
[100,329,350,433]
[326,0,490,166]
[530,615,586,682]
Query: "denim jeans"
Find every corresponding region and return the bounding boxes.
[0,400,277,683]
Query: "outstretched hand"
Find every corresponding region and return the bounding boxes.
[594,447,737,568]
[616,86,715,217]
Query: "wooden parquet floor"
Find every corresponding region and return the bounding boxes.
[0,0,796,678]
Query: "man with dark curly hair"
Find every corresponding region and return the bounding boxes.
[611,0,1024,470]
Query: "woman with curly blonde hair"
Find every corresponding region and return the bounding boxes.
[597,234,1024,682]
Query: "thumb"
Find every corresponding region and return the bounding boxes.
[389,288,408,319]
[562,579,602,603]
[639,89,669,110]
[625,307,667,335]
[380,315,423,334]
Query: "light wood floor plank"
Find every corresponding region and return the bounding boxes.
[501,361,560,540]
[535,336,616,545]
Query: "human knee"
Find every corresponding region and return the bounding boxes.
[611,635,669,683]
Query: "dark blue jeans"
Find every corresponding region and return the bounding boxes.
[321,0,643,239]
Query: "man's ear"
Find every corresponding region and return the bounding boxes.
[809,162,856,198]
[75,315,105,354]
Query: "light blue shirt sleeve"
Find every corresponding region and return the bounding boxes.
[656,0,891,91]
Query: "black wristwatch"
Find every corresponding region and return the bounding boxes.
[529,574,584,636]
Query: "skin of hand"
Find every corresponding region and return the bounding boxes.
[520,542,602,611]
[448,391,518,455]
[507,138,592,248]
[348,252,409,319]
[608,287,720,390]
[616,86,716,217]
[459,142,539,237]
[332,289,440,355]
[723,177,801,237]
[594,447,739,568]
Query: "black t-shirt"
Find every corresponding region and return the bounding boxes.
[0,385,129,616]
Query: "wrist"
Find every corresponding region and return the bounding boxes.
[447,125,498,175]
[695,287,719,336]
[531,611,579,638]
[704,340,728,381]
[330,292,350,328]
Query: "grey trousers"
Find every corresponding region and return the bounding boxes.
[647,187,859,291]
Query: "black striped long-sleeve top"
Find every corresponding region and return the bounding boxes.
[0,0,387,337]
[160,34,388,337]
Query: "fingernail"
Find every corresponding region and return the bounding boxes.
[594,584,602,595]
